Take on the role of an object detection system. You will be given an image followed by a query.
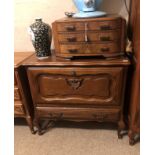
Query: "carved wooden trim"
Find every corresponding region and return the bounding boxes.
[48,113,63,121]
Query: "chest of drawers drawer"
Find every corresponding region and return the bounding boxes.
[52,16,126,58]
[59,42,121,55]
[56,19,121,32]
[36,107,120,122]
[58,30,121,43]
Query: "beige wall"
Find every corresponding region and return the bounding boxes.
[14,0,130,52]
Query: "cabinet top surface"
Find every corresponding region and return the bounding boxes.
[53,15,123,23]
[14,52,34,68]
[22,52,130,67]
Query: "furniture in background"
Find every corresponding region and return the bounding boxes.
[127,0,140,145]
[22,53,130,137]
[14,52,35,134]
[52,16,126,58]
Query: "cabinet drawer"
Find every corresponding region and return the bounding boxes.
[28,67,125,106]
[56,20,121,32]
[14,103,24,115]
[59,42,121,55]
[57,22,84,32]
[88,20,121,31]
[14,87,21,100]
[58,30,121,43]
[37,107,120,122]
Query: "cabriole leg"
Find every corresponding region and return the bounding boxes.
[25,116,35,134]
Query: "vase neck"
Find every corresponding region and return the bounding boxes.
[35,18,42,23]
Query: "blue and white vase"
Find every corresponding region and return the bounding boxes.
[28,18,52,59]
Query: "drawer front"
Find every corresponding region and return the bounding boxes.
[59,42,121,55]
[14,87,21,100]
[56,20,121,32]
[37,107,120,122]
[57,23,84,32]
[28,67,125,106]
[14,102,24,115]
[88,20,121,31]
[58,30,121,43]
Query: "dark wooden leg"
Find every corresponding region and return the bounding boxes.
[25,116,35,134]
[117,129,123,139]
[128,130,135,145]
[128,130,140,145]
[129,138,135,145]
[118,119,126,139]
[42,119,56,131]
[34,117,43,135]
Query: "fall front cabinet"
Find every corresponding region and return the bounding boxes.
[23,54,130,137]
[28,67,124,107]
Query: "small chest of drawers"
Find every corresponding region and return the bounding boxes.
[52,16,126,58]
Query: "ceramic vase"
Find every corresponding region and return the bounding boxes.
[28,18,52,59]
[72,0,106,18]
[73,0,103,12]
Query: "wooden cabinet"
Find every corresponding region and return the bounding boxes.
[22,54,130,136]
[52,16,126,58]
[14,52,35,134]
[127,0,140,145]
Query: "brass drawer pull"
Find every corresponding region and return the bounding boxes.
[100,25,110,30]
[67,37,77,42]
[93,113,108,122]
[65,26,76,31]
[68,49,78,53]
[66,78,83,90]
[100,36,110,41]
[101,48,110,52]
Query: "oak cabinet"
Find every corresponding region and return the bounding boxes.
[23,54,130,137]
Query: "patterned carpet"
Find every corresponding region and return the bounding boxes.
[14,119,139,155]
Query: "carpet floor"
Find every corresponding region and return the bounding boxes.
[14,119,140,155]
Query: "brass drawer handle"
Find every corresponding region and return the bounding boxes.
[66,78,83,90]
[67,37,77,42]
[100,25,110,30]
[101,48,110,52]
[68,49,78,53]
[93,113,108,121]
[65,26,76,31]
[100,36,110,41]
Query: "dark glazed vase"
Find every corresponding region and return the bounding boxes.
[29,18,52,59]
